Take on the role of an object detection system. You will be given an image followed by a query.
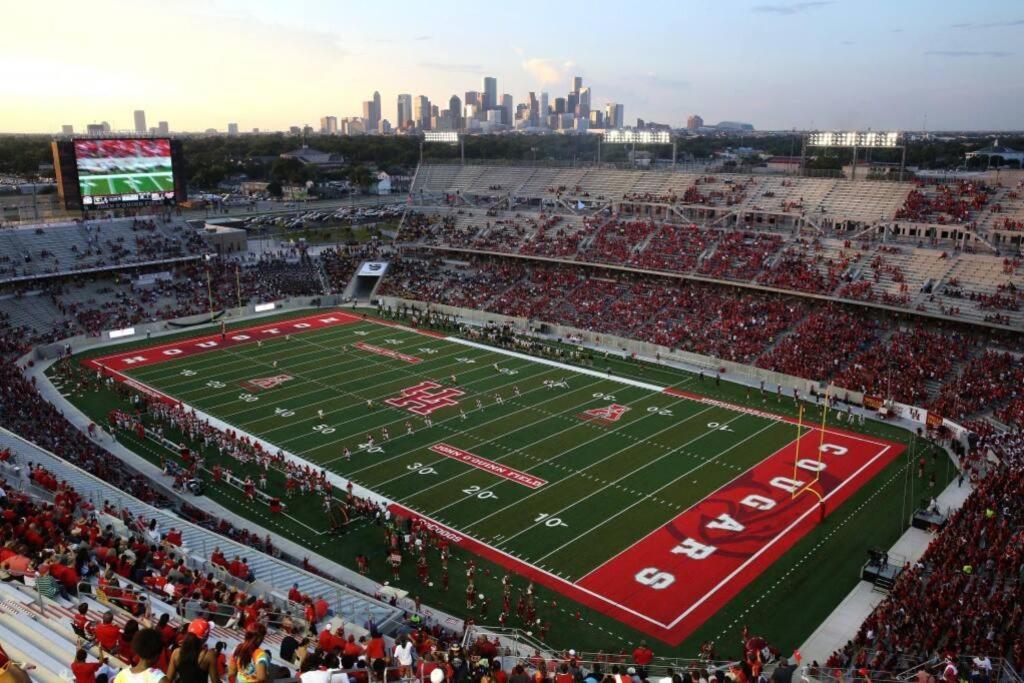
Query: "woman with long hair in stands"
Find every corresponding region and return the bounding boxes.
[228,625,270,683]
[167,619,219,683]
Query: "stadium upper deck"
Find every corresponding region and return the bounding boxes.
[403,165,1024,330]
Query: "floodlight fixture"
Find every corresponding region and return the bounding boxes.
[603,129,671,145]
[423,131,460,144]
[807,131,900,148]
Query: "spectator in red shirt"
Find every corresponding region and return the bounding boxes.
[364,631,388,682]
[632,641,654,679]
[71,649,107,683]
[93,612,122,653]
[313,596,330,622]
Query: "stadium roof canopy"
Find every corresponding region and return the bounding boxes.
[965,139,1024,164]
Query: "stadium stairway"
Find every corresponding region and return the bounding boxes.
[0,428,404,635]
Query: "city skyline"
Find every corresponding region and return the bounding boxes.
[2,0,1023,134]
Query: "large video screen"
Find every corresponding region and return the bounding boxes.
[74,138,177,207]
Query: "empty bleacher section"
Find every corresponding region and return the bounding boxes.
[0,217,207,282]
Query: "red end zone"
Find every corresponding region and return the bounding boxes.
[392,425,902,645]
[84,312,361,374]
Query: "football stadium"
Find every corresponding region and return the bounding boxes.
[2,151,1022,682]
[1,25,1024,680]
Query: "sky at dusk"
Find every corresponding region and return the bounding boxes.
[2,0,1022,133]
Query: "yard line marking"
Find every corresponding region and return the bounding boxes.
[165,325,527,444]
[446,337,668,392]
[248,355,546,440]
[268,356,549,449]
[300,362,561,467]
[371,377,615,490]
[451,403,721,527]
[485,410,750,546]
[209,334,494,422]
[536,420,780,565]
[330,368,589,473]
[140,323,416,392]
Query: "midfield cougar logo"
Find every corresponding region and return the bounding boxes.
[581,403,631,423]
[385,381,465,416]
[242,374,294,391]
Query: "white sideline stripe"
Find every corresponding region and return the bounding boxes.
[446,337,667,393]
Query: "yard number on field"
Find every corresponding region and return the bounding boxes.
[274,407,295,417]
[593,392,616,401]
[180,369,197,377]
[707,421,733,432]
[206,380,225,389]
[406,462,437,475]
[462,485,498,500]
[647,407,673,416]
[313,423,336,435]
[534,513,568,528]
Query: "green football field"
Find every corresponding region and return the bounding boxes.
[79,171,174,197]
[66,310,935,648]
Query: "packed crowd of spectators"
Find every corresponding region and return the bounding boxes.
[697,232,784,281]
[380,255,807,364]
[832,329,973,405]
[928,351,1024,421]
[0,357,165,503]
[756,309,881,383]
[0,466,307,637]
[837,429,1024,677]
[628,223,714,273]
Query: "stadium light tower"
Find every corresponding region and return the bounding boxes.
[599,129,676,168]
[803,130,904,181]
[422,130,463,165]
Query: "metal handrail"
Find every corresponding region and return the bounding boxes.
[78,579,152,620]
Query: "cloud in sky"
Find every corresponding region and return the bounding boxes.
[925,50,1011,58]
[520,58,575,86]
[951,19,1024,29]
[751,1,832,15]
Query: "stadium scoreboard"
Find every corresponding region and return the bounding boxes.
[52,137,187,211]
